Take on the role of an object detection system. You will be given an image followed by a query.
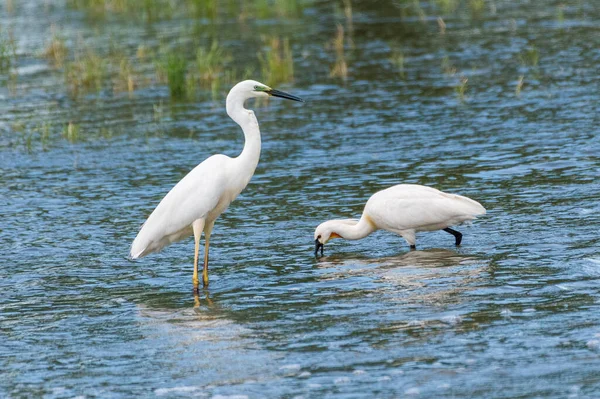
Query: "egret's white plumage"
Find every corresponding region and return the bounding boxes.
[130,80,303,288]
[314,184,486,254]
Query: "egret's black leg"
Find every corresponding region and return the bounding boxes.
[409,245,416,250]
[443,227,462,246]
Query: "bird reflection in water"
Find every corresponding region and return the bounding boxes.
[315,248,489,306]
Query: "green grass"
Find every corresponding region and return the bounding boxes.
[515,75,524,96]
[258,37,294,86]
[329,24,348,80]
[62,122,80,143]
[455,76,468,102]
[116,56,135,93]
[66,0,175,21]
[37,121,52,150]
[557,4,565,25]
[441,56,456,75]
[519,46,540,67]
[24,121,52,152]
[67,0,310,22]
[44,29,68,67]
[65,48,107,96]
[469,0,486,15]
[0,29,17,75]
[390,48,405,79]
[156,49,188,99]
[194,40,231,87]
[434,0,459,14]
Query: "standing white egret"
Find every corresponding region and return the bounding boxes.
[314,184,485,255]
[130,80,303,290]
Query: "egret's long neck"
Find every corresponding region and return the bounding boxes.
[332,217,377,241]
[226,95,261,173]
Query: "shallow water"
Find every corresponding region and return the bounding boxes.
[2,1,600,397]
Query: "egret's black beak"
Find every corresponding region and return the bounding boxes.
[314,239,324,257]
[268,89,304,102]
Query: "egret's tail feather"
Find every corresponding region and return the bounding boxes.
[452,194,486,217]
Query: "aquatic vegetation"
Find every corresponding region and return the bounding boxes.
[184,73,198,100]
[455,76,468,102]
[63,122,80,143]
[0,28,17,75]
[389,48,405,79]
[515,75,524,96]
[271,0,305,18]
[394,0,425,20]
[68,0,310,22]
[469,0,486,15]
[438,16,447,34]
[434,0,459,14]
[240,0,306,20]
[342,0,353,33]
[65,48,107,95]
[136,45,149,60]
[115,56,135,94]
[258,37,294,86]
[21,121,52,152]
[194,40,231,86]
[519,46,540,67]
[441,55,456,76]
[99,126,114,139]
[37,121,52,150]
[156,49,188,99]
[557,4,565,25]
[66,0,174,21]
[44,28,68,67]
[153,101,165,123]
[329,24,348,80]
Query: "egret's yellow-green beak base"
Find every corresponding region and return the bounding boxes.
[315,238,324,257]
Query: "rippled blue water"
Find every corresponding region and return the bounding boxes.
[1,1,600,398]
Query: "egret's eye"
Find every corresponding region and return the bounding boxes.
[254,85,267,92]
[317,235,322,239]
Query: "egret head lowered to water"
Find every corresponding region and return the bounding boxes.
[314,184,486,256]
[130,80,303,290]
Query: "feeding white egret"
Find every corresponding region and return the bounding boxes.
[314,184,486,255]
[130,80,303,290]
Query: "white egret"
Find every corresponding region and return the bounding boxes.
[314,184,486,255]
[130,80,303,289]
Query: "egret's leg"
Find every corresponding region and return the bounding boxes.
[443,227,462,246]
[192,219,205,291]
[202,221,215,288]
[202,236,210,287]
[410,245,416,250]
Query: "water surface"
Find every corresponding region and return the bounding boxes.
[1,1,600,397]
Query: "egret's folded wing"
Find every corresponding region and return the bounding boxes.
[130,155,230,258]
